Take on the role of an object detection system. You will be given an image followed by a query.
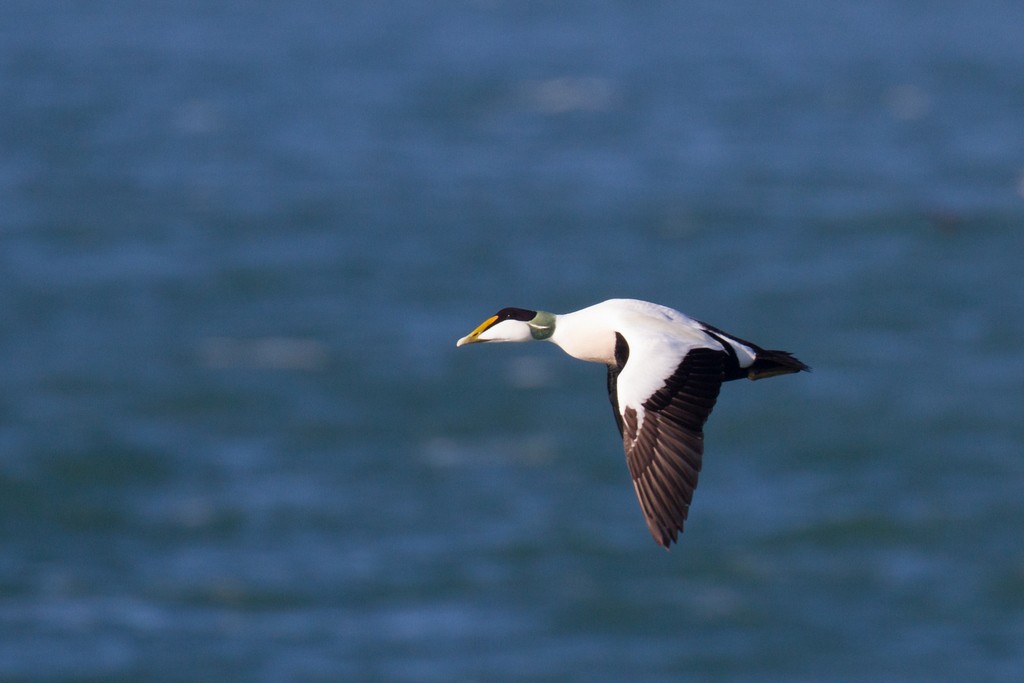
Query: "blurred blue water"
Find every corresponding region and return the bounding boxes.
[2,1,1023,681]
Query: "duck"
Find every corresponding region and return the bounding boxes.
[456,298,809,548]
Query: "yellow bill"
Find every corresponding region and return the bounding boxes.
[456,315,498,346]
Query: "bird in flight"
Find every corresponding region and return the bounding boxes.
[456,298,809,548]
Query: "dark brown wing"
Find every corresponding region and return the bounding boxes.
[620,348,725,548]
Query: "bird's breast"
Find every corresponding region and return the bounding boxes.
[549,325,616,364]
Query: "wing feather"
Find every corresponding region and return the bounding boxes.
[617,347,725,547]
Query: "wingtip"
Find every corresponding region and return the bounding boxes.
[653,527,679,550]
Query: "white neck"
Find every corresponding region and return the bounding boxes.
[549,309,617,364]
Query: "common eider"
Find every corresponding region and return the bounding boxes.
[457,298,809,548]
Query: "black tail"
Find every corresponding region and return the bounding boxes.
[747,349,811,381]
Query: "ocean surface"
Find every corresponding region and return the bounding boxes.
[2,1,1023,681]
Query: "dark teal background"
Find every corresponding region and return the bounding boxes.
[2,1,1023,680]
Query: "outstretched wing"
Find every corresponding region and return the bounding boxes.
[612,346,725,548]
